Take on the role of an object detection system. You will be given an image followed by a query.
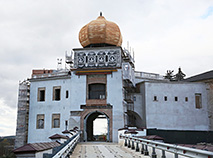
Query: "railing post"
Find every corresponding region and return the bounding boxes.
[124,138,127,146]
[131,140,135,150]
[152,147,157,158]
[136,141,139,152]
[119,135,213,158]
[161,150,166,158]
[128,138,131,148]
[69,149,73,155]
[144,144,149,156]
[66,153,70,158]
[141,144,144,154]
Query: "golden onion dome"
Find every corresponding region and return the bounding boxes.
[79,13,122,48]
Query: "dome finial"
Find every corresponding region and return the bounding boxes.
[100,12,102,16]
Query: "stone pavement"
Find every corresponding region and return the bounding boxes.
[70,142,150,158]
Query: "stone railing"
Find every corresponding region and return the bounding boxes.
[135,71,164,80]
[32,70,70,79]
[120,135,213,158]
[43,133,80,158]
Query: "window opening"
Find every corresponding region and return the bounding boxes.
[37,114,44,129]
[38,88,45,102]
[195,93,202,109]
[66,90,69,98]
[175,96,178,101]
[164,96,167,101]
[185,97,188,102]
[153,96,157,101]
[52,114,60,128]
[89,83,106,99]
[53,86,61,101]
[133,96,136,101]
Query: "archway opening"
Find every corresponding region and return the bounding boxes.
[84,111,109,142]
[126,110,144,128]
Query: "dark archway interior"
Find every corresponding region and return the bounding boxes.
[86,111,108,141]
[126,110,144,128]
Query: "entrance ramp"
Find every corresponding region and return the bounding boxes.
[71,142,149,158]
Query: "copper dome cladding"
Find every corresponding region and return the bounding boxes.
[79,14,122,48]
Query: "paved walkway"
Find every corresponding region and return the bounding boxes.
[71,142,150,158]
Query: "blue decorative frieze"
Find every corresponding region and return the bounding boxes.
[73,48,121,69]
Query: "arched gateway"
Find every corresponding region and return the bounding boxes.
[83,111,110,141]
[80,107,113,142]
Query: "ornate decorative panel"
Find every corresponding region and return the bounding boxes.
[74,48,121,69]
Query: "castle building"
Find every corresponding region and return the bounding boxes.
[15,14,213,149]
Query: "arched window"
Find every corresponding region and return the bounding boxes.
[89,83,106,99]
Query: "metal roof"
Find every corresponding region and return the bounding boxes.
[49,134,68,139]
[13,141,60,153]
[185,70,213,82]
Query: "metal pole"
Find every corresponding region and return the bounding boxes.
[141,144,144,154]
[124,138,127,146]
[136,141,139,152]
[161,150,166,158]
[128,138,131,148]
[144,145,149,156]
[152,147,157,158]
[174,153,178,158]
[131,140,135,150]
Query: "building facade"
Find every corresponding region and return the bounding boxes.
[15,14,213,148]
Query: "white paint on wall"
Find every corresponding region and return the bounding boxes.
[143,82,209,130]
[107,69,124,142]
[28,73,86,143]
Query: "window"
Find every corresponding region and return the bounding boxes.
[52,114,60,128]
[164,96,167,101]
[66,90,69,98]
[195,93,202,109]
[38,88,45,101]
[153,96,157,101]
[37,114,44,129]
[88,83,106,99]
[175,96,178,101]
[53,86,61,101]
[185,97,188,102]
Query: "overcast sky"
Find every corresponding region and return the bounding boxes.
[0,0,213,136]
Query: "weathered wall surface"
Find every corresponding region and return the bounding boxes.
[206,80,213,130]
[28,76,74,143]
[15,81,30,149]
[27,69,124,143]
[144,82,209,130]
[107,69,124,142]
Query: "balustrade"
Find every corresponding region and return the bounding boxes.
[120,135,213,158]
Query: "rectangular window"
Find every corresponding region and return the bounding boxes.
[133,96,136,101]
[66,90,69,98]
[89,84,106,99]
[195,93,202,109]
[37,114,44,129]
[38,88,45,101]
[153,96,157,101]
[175,96,178,101]
[52,114,60,128]
[164,96,167,101]
[53,86,61,101]
[185,97,188,102]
